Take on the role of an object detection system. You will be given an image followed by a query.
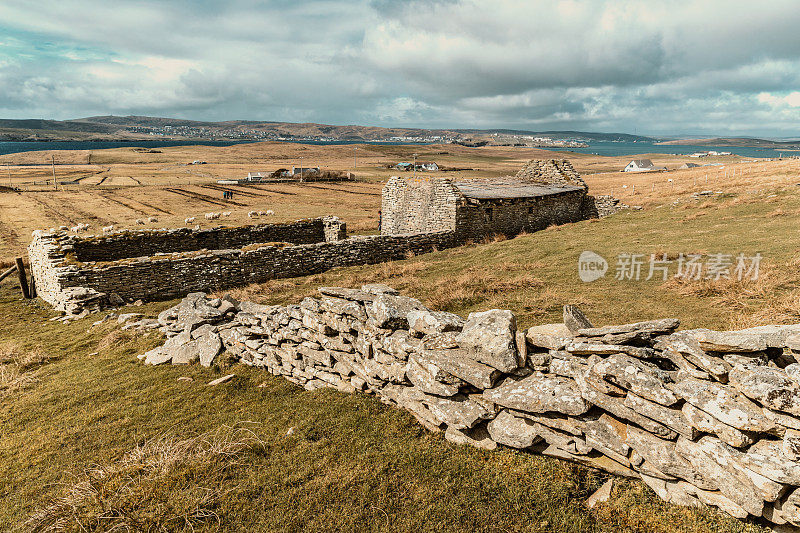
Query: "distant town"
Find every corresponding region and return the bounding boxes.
[122,124,589,147]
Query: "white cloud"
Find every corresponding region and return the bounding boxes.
[0,0,799,135]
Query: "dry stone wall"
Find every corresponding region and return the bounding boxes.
[381,176,460,235]
[139,287,800,527]
[73,218,332,262]
[28,218,458,315]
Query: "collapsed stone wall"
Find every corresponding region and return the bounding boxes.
[515,159,588,190]
[28,218,458,315]
[139,286,800,527]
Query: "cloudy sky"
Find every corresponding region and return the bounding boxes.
[1,0,799,137]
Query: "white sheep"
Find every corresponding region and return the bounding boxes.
[135,219,145,225]
[258,210,266,216]
[247,211,258,218]
[70,225,80,233]
[79,223,90,231]
[102,225,114,233]
[222,211,231,217]
[211,212,221,220]
[185,217,196,224]
[265,210,274,216]
[148,216,158,223]
[205,212,214,220]
[193,224,201,231]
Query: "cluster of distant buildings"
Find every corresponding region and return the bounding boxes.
[246,167,320,180]
[395,162,439,172]
[623,158,730,173]
[689,150,731,157]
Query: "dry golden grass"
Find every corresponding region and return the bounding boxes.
[660,256,800,329]
[0,342,53,397]
[1,139,794,263]
[23,424,266,533]
[95,328,137,352]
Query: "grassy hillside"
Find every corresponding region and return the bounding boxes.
[5,182,798,530]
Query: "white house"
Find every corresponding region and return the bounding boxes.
[624,159,659,172]
[247,171,267,180]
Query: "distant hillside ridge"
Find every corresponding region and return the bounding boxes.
[656,137,800,148]
[0,114,658,144]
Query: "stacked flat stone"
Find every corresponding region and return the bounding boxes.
[139,287,800,526]
[514,159,588,190]
[591,195,628,218]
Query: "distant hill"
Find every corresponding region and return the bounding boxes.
[0,114,655,144]
[656,137,800,149]
[452,128,656,143]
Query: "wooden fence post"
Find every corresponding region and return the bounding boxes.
[15,257,30,299]
[0,264,17,283]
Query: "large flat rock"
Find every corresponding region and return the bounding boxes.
[483,373,589,416]
[591,354,677,406]
[671,376,776,433]
[487,409,542,448]
[415,348,500,390]
[626,425,716,490]
[729,364,800,416]
[526,323,573,351]
[456,309,519,373]
[577,318,680,337]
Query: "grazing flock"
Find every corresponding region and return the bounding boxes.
[65,209,276,235]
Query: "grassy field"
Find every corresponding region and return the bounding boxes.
[0,140,777,259]
[2,141,798,531]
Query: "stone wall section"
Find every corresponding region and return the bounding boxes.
[139,287,800,528]
[381,176,460,235]
[73,218,339,263]
[455,189,587,240]
[28,218,458,314]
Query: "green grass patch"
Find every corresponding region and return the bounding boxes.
[4,189,796,531]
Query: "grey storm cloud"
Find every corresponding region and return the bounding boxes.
[1,0,800,136]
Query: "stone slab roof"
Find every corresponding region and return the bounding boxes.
[453,179,583,200]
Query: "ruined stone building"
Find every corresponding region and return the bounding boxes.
[29,159,614,315]
[381,159,597,240]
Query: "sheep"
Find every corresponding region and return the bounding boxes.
[193,225,201,231]
[222,211,231,217]
[265,210,274,216]
[211,212,221,220]
[204,212,214,220]
[258,210,267,216]
[185,217,196,224]
[247,211,258,218]
[148,216,158,223]
[135,218,145,225]
[102,225,114,233]
[70,223,90,233]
